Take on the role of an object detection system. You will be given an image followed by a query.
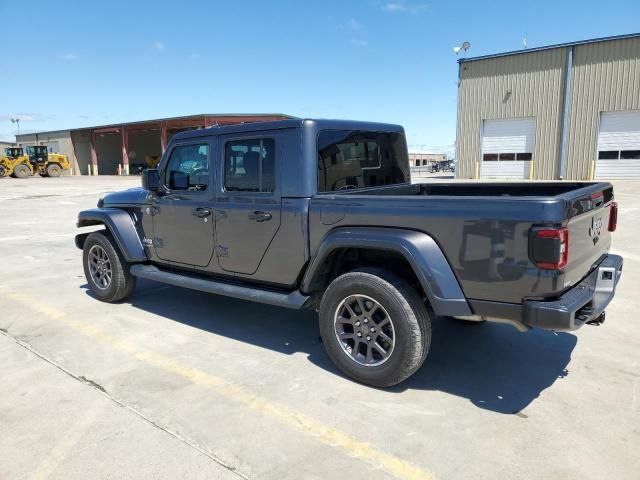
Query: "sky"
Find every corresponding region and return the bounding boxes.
[1,0,639,154]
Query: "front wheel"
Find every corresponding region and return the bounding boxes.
[0,166,6,178]
[319,268,431,387]
[83,231,136,302]
[13,163,31,178]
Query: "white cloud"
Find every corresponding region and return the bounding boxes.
[382,1,429,14]
[338,18,364,30]
[151,41,166,51]
[347,19,363,30]
[0,113,44,122]
[350,38,368,47]
[60,53,78,61]
[408,143,455,155]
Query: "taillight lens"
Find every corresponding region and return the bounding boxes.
[608,202,618,232]
[530,227,569,270]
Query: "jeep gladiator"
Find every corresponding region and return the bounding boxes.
[76,119,622,386]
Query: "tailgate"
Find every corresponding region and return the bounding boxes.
[563,183,616,288]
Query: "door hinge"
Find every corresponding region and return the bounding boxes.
[216,246,229,258]
[145,206,160,216]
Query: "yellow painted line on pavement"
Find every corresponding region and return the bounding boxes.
[29,403,105,480]
[5,290,435,480]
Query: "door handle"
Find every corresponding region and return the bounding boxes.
[192,207,212,218]
[248,211,272,222]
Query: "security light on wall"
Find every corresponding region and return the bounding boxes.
[453,41,471,55]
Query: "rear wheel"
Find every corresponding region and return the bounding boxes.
[13,163,30,179]
[319,268,431,387]
[83,231,136,302]
[46,163,62,177]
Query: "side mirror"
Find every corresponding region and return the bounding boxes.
[169,171,189,190]
[142,169,160,192]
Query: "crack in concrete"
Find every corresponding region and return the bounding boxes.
[0,329,251,480]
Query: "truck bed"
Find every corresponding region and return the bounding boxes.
[310,181,615,305]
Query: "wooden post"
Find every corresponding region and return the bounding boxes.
[121,126,129,175]
[160,122,167,153]
[90,131,99,176]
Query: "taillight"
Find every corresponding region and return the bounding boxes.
[530,227,569,270]
[608,202,618,232]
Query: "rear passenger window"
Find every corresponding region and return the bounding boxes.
[224,139,275,192]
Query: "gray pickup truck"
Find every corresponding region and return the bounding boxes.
[76,119,622,386]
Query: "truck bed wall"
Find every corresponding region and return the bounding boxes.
[308,191,609,304]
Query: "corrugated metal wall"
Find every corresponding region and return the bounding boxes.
[456,49,566,179]
[457,36,640,180]
[565,37,640,179]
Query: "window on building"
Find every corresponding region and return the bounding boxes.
[598,151,619,160]
[224,138,275,192]
[483,152,532,162]
[621,150,640,159]
[600,150,640,160]
[164,144,209,191]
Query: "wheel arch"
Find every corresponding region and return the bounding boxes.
[76,208,147,263]
[301,227,471,317]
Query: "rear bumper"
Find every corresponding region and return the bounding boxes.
[523,254,623,331]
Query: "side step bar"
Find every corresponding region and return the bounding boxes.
[130,264,309,310]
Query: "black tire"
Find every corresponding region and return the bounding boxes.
[46,163,62,177]
[319,268,431,387]
[0,166,6,178]
[13,163,31,179]
[83,231,136,302]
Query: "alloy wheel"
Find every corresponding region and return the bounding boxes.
[88,244,112,290]
[333,294,396,367]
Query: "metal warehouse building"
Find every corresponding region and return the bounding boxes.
[15,113,290,175]
[456,33,640,180]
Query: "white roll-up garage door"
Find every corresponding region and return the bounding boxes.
[481,117,535,179]
[595,110,640,179]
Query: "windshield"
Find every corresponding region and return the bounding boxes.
[6,147,22,157]
[317,130,410,192]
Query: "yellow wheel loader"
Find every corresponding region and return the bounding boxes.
[0,147,32,178]
[26,145,71,177]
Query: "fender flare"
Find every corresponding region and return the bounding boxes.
[301,227,472,317]
[75,208,147,263]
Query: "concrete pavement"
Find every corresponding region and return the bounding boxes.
[0,176,638,480]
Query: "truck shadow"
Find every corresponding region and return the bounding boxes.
[94,279,577,415]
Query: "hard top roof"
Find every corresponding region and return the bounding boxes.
[171,118,405,141]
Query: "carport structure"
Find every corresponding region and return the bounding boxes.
[73,114,291,175]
